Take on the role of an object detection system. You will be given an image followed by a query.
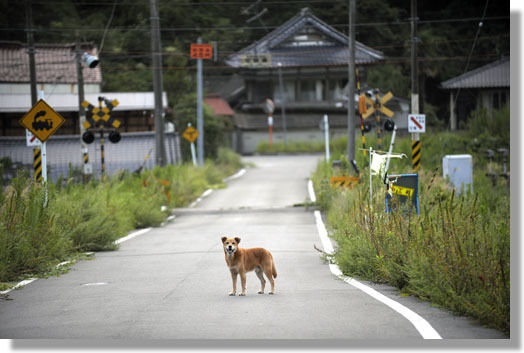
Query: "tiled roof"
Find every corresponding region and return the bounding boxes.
[441,57,509,89]
[226,8,383,69]
[204,97,234,116]
[0,41,101,84]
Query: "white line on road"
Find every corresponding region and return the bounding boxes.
[114,227,153,245]
[309,180,442,339]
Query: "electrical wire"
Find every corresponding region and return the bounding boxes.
[452,0,490,108]
[98,0,118,55]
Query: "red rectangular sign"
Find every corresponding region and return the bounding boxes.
[190,44,213,59]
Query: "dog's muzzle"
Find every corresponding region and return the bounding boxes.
[226,246,236,255]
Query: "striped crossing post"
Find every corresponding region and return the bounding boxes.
[374,91,382,150]
[100,130,105,175]
[411,139,421,172]
[356,68,366,156]
[33,147,42,182]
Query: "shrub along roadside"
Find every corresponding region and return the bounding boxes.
[312,138,510,334]
[0,147,244,286]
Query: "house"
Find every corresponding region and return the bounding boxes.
[0,41,180,180]
[441,57,510,130]
[222,7,393,154]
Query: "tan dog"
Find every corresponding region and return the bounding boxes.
[221,236,277,296]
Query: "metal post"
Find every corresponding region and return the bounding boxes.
[188,123,197,166]
[324,114,330,161]
[38,90,48,206]
[196,37,204,165]
[150,0,166,166]
[384,124,397,173]
[100,130,105,176]
[277,62,288,146]
[347,0,356,166]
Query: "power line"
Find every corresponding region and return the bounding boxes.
[0,15,508,33]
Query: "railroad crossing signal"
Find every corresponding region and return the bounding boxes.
[183,125,199,143]
[82,98,121,130]
[19,99,66,142]
[361,91,394,119]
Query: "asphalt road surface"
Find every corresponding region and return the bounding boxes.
[0,154,507,343]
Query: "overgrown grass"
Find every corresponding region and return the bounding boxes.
[0,147,244,284]
[312,108,510,334]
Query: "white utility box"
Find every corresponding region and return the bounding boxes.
[442,154,473,194]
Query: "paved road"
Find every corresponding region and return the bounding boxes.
[0,155,507,342]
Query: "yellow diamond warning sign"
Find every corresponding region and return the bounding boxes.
[20,99,65,142]
[183,126,199,143]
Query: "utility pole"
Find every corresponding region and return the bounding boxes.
[150,0,166,166]
[25,0,37,106]
[277,62,288,146]
[410,0,421,173]
[411,0,419,116]
[347,0,356,165]
[196,37,204,165]
[75,33,90,178]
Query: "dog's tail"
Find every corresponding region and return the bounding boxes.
[272,259,277,278]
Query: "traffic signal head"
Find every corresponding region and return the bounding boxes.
[363,121,372,133]
[384,119,395,132]
[82,131,95,144]
[109,130,121,143]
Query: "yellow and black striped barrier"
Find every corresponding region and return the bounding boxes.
[33,147,42,182]
[411,139,421,172]
[330,176,360,189]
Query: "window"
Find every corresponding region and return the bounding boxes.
[273,80,296,103]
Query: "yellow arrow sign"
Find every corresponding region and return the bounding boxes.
[183,126,199,143]
[19,99,66,142]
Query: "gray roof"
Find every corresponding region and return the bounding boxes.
[441,57,509,89]
[226,8,383,69]
[0,41,101,84]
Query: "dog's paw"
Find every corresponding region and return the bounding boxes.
[268,291,274,295]
[239,292,246,296]
[258,291,264,294]
[229,292,236,296]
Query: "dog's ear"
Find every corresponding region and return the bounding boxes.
[221,236,227,244]
[234,237,241,244]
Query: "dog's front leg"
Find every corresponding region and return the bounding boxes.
[239,272,247,296]
[229,271,238,296]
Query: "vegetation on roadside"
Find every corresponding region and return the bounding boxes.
[0,147,243,286]
[312,107,510,334]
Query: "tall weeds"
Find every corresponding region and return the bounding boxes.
[313,137,510,334]
[0,148,244,283]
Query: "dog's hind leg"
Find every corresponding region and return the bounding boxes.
[263,266,275,295]
[255,267,266,294]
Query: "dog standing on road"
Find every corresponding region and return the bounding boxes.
[221,236,277,296]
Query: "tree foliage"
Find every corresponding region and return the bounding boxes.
[0,0,509,124]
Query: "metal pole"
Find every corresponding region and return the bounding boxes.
[150,0,166,166]
[188,123,197,166]
[384,124,397,173]
[25,0,37,106]
[196,37,204,165]
[324,114,330,161]
[347,0,356,166]
[277,62,288,146]
[75,34,90,179]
